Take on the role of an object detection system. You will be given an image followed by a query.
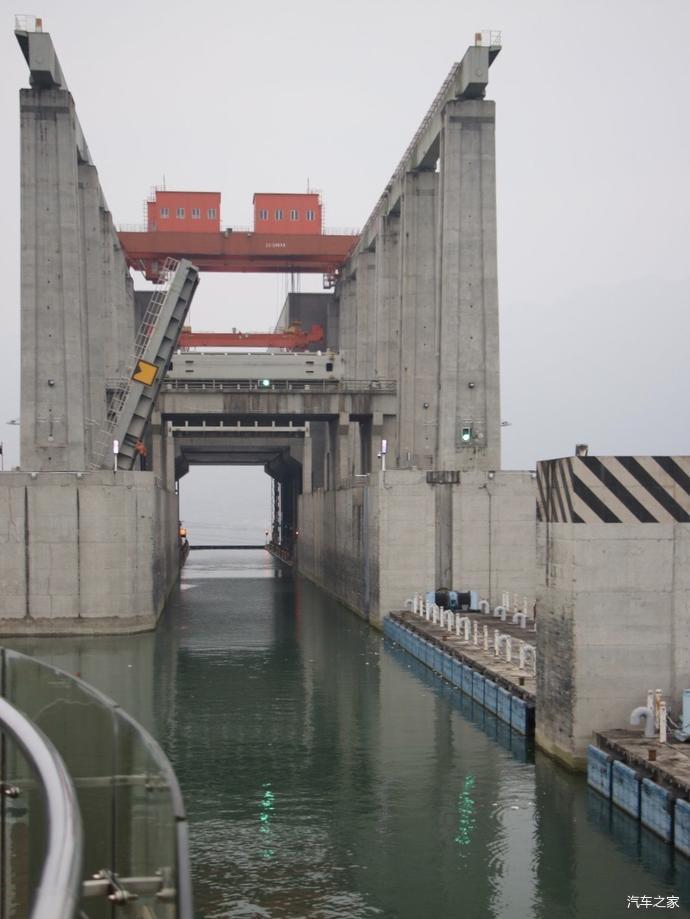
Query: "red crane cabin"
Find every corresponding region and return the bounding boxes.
[147,191,221,233]
[253,193,322,236]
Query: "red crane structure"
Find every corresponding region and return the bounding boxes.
[119,230,358,282]
[119,190,359,283]
[177,324,325,350]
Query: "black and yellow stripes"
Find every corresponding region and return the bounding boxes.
[536,456,690,524]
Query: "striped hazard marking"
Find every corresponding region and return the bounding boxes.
[536,456,690,524]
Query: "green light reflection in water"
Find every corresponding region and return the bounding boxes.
[455,774,476,848]
[259,781,275,859]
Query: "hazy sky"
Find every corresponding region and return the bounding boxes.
[1,0,689,505]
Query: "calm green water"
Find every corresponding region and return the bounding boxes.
[9,550,690,918]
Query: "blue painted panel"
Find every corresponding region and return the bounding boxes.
[641,778,674,842]
[432,646,443,674]
[383,618,394,640]
[443,652,454,681]
[484,679,498,713]
[511,697,527,735]
[497,687,512,726]
[462,665,473,696]
[587,745,612,799]
[451,657,464,689]
[611,760,640,819]
[675,799,690,858]
[472,671,485,704]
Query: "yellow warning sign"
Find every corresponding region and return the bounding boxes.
[132,359,158,386]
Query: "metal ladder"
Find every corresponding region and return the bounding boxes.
[91,258,200,470]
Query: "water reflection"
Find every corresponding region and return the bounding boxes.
[2,551,690,918]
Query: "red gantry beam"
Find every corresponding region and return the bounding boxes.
[177,324,325,350]
[118,230,359,281]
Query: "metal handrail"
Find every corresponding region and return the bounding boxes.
[161,378,396,394]
[0,696,83,919]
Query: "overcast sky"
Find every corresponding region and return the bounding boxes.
[1,0,689,527]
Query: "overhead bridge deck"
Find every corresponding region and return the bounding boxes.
[158,378,397,423]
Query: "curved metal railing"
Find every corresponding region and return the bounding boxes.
[0,648,192,918]
[0,696,83,919]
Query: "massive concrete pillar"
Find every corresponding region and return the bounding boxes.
[397,170,438,469]
[354,251,377,381]
[302,426,312,494]
[20,88,92,471]
[337,274,358,379]
[4,26,182,634]
[373,213,401,383]
[436,98,501,471]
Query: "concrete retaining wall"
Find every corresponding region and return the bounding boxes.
[298,468,536,625]
[537,521,690,768]
[0,471,179,634]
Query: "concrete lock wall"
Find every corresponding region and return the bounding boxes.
[0,472,179,634]
[536,521,690,768]
[297,470,536,625]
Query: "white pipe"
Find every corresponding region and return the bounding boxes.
[630,706,657,739]
[493,605,507,620]
[473,622,479,645]
[512,612,527,628]
[505,636,512,663]
[457,617,471,641]
[660,701,667,744]
[494,630,500,656]
[483,624,489,651]
[655,689,663,730]
[478,599,491,616]
[405,598,413,611]
[519,643,536,673]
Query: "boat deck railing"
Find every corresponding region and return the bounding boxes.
[0,648,192,918]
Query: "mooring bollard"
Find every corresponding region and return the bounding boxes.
[505,636,512,663]
[473,621,479,645]
[512,612,527,628]
[483,624,489,651]
[494,606,507,622]
[519,643,536,674]
[494,629,500,656]
[660,701,668,744]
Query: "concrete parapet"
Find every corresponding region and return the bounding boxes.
[0,471,179,635]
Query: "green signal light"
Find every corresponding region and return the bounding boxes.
[260,378,271,388]
[460,425,472,443]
